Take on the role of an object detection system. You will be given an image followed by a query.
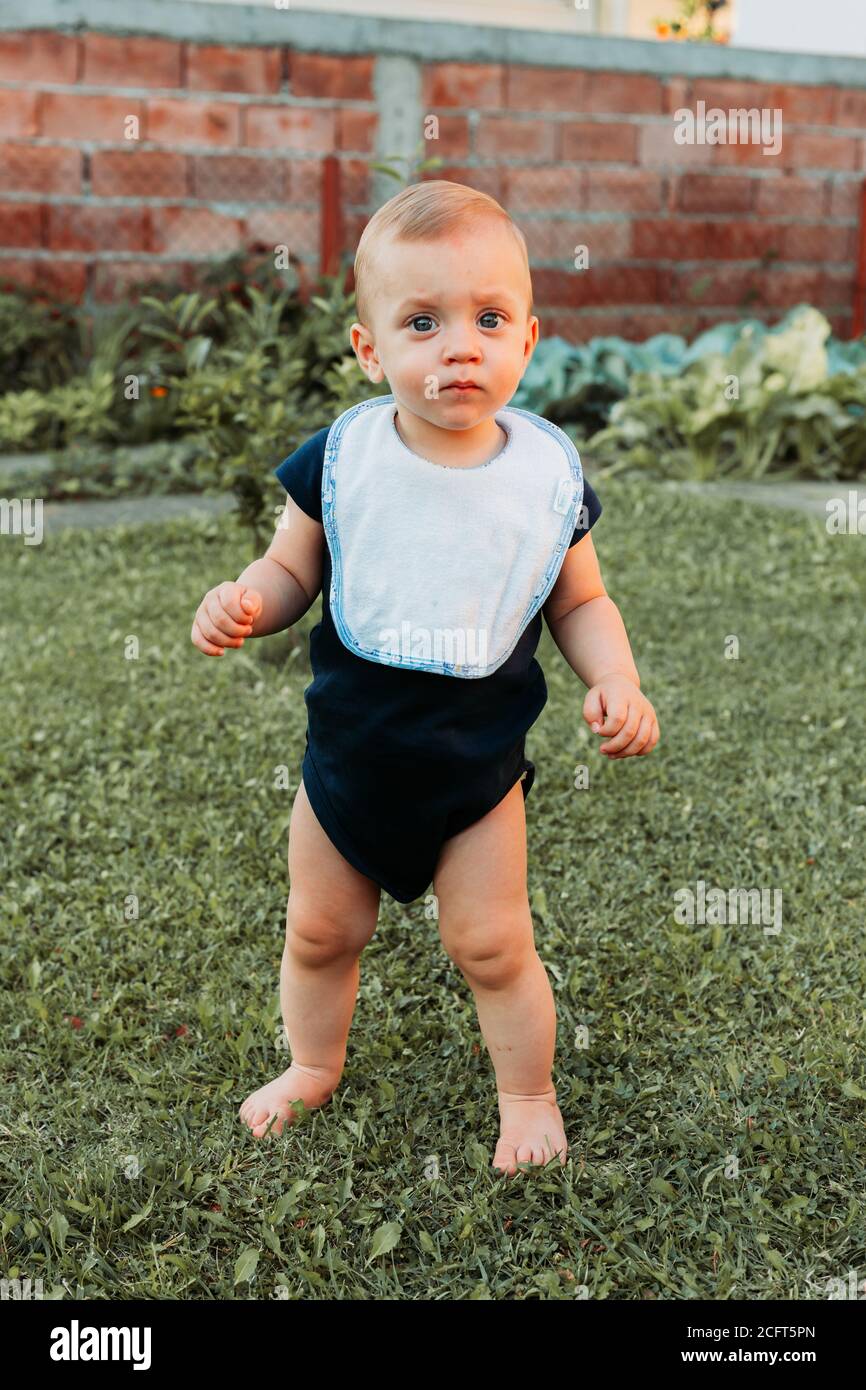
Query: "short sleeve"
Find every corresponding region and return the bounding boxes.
[568,477,602,547]
[274,427,329,523]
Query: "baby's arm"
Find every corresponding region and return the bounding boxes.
[191,494,323,656]
[238,495,323,637]
[543,533,659,758]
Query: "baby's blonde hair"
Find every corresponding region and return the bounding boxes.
[353,179,533,328]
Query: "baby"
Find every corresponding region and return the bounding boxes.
[191,180,659,1176]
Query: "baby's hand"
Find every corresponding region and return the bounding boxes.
[191,582,263,657]
[583,674,659,759]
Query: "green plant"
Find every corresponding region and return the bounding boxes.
[369,140,446,186]
[174,264,384,549]
[583,309,866,481]
[0,288,85,395]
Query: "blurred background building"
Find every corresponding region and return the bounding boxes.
[1,0,864,339]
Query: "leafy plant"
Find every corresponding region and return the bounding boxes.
[0,288,85,395]
[582,308,866,481]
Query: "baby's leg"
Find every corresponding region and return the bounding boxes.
[239,778,381,1137]
[432,780,567,1176]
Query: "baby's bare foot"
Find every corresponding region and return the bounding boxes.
[239,1062,340,1138]
[493,1086,568,1176]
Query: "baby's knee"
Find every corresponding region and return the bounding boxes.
[441,913,532,988]
[285,898,375,967]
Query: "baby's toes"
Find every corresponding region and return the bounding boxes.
[249,1108,280,1138]
[492,1140,518,1175]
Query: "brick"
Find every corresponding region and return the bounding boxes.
[507,66,586,112]
[149,206,243,255]
[424,63,505,109]
[145,98,240,147]
[531,264,659,307]
[766,83,836,125]
[92,149,189,198]
[243,208,319,258]
[187,43,281,95]
[637,120,715,168]
[754,174,826,216]
[83,34,182,89]
[821,267,856,308]
[0,144,81,194]
[0,202,42,248]
[504,166,584,211]
[0,257,87,300]
[781,222,855,263]
[46,204,148,253]
[686,79,839,130]
[825,309,851,336]
[561,121,638,163]
[189,153,285,202]
[528,217,632,263]
[39,92,143,141]
[541,307,705,344]
[836,88,866,129]
[337,158,368,206]
[287,158,323,202]
[690,135,784,170]
[585,168,663,212]
[658,109,786,167]
[687,79,771,112]
[676,174,754,213]
[762,267,825,305]
[827,178,861,219]
[290,52,373,101]
[786,133,859,171]
[0,32,78,83]
[632,218,713,259]
[662,77,693,116]
[244,104,335,151]
[426,165,504,200]
[415,112,467,158]
[337,108,376,152]
[583,71,664,115]
[712,221,786,260]
[669,265,766,306]
[474,116,555,160]
[0,91,39,138]
[92,259,194,304]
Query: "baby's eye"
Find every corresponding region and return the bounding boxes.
[409,315,436,333]
[479,311,503,328]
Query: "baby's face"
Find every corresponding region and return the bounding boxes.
[351,220,538,428]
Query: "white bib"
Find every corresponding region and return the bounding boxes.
[321,393,585,678]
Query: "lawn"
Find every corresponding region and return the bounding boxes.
[1,479,864,1300]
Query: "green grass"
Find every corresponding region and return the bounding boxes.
[1,481,865,1300]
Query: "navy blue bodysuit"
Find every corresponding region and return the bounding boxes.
[274,409,602,904]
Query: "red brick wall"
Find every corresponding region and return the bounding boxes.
[1,29,864,339]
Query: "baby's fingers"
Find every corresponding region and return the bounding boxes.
[605,712,654,759]
[599,706,643,755]
[191,618,225,657]
[218,582,258,624]
[204,594,253,641]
